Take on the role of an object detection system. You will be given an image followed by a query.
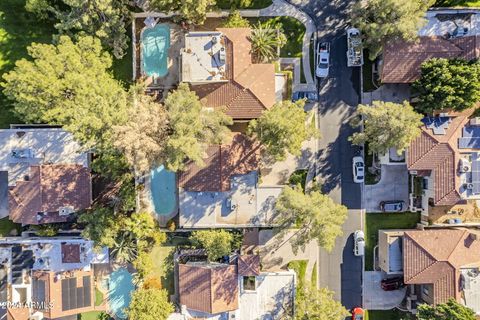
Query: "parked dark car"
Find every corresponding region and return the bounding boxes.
[379,200,405,212]
[292,91,318,102]
[381,276,404,291]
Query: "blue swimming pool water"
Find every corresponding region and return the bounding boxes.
[106,268,135,319]
[142,24,170,78]
[150,165,177,216]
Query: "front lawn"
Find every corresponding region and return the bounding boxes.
[0,217,21,236]
[217,0,273,9]
[287,260,307,290]
[365,212,420,271]
[78,311,111,320]
[365,309,413,320]
[435,0,480,6]
[0,0,55,128]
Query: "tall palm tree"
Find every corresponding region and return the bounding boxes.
[111,231,137,264]
[250,22,286,63]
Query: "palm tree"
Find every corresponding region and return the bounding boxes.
[111,231,137,264]
[249,22,287,63]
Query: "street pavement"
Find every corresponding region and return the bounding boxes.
[288,0,365,311]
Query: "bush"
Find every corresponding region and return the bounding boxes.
[35,224,58,237]
[223,10,250,28]
[166,219,176,231]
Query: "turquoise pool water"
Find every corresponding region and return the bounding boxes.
[105,268,135,319]
[150,165,177,215]
[142,24,170,78]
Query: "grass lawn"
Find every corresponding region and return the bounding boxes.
[0,217,21,236]
[148,244,175,297]
[0,0,55,128]
[435,0,480,6]
[365,309,413,320]
[111,34,133,86]
[365,212,420,271]
[94,288,104,306]
[287,260,307,289]
[217,0,273,9]
[78,311,107,320]
[362,51,376,93]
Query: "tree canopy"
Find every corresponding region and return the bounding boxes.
[248,100,319,162]
[349,101,423,155]
[223,10,250,28]
[190,230,233,262]
[26,0,130,58]
[274,186,348,253]
[2,36,129,149]
[351,0,434,60]
[163,83,232,172]
[250,21,287,63]
[113,87,169,173]
[296,285,350,320]
[126,287,174,320]
[148,0,216,24]
[417,299,475,320]
[412,58,480,113]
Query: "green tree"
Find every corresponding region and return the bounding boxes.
[274,186,348,253]
[413,58,480,113]
[351,0,434,60]
[25,0,130,58]
[250,21,287,63]
[248,100,319,162]
[223,10,250,28]
[133,251,155,280]
[190,230,233,261]
[148,0,216,24]
[163,83,232,172]
[2,36,128,149]
[113,88,169,173]
[296,285,350,320]
[124,211,166,251]
[34,224,59,237]
[126,287,174,320]
[417,299,475,320]
[79,207,123,249]
[349,101,423,155]
[110,231,138,264]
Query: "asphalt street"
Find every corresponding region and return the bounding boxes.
[289,0,364,311]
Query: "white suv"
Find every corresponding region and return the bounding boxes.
[316,42,330,78]
[354,230,365,256]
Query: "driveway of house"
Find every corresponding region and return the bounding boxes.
[363,271,406,310]
[364,165,409,212]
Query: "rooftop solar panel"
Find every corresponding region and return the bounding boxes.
[61,276,92,311]
[471,154,480,194]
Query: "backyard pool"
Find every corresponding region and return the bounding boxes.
[141,24,170,78]
[150,165,177,216]
[104,268,135,319]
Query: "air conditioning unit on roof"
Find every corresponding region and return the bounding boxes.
[466,183,474,190]
[59,206,74,216]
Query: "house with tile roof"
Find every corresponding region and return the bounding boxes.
[405,109,480,222]
[178,133,283,228]
[380,228,480,314]
[0,236,109,320]
[181,28,277,120]
[0,127,91,225]
[171,254,295,320]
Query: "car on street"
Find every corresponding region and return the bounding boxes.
[380,200,405,212]
[351,307,364,320]
[381,276,404,291]
[353,230,365,256]
[316,42,330,78]
[352,156,364,183]
[292,91,318,103]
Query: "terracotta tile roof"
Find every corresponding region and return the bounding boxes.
[8,164,91,225]
[61,244,81,263]
[179,263,239,314]
[191,28,276,120]
[407,133,461,205]
[238,255,260,276]
[179,133,260,192]
[382,36,480,83]
[403,229,480,305]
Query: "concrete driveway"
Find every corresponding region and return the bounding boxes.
[364,165,409,212]
[363,271,406,310]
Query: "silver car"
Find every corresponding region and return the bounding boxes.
[316,42,330,78]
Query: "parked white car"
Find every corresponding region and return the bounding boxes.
[353,230,365,257]
[316,42,330,78]
[352,156,365,184]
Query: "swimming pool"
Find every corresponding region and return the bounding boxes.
[150,165,177,216]
[105,268,135,319]
[141,24,170,78]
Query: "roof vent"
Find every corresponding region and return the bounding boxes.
[59,206,75,216]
